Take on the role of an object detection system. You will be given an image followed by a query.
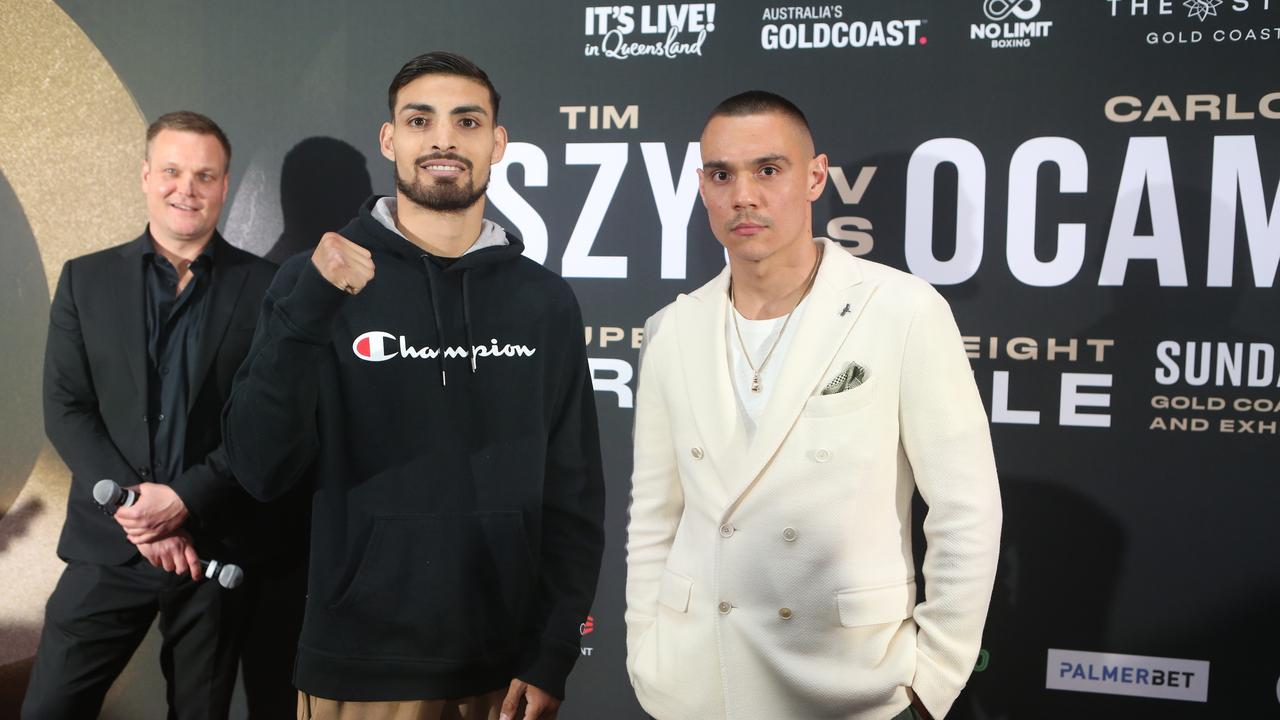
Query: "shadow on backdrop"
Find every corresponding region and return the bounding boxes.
[0,175,49,520]
[267,136,373,263]
[951,478,1126,720]
[0,498,45,555]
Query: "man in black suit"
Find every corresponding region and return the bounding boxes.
[23,111,279,719]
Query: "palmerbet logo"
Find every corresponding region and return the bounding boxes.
[1046,648,1209,702]
[351,331,537,362]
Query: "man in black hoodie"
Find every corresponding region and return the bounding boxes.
[222,52,605,720]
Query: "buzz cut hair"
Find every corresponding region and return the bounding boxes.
[387,50,501,121]
[146,111,232,169]
[705,90,811,134]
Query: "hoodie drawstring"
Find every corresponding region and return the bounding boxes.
[421,255,448,386]
[421,256,479,385]
[461,271,476,374]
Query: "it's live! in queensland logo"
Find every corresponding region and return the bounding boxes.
[583,4,717,60]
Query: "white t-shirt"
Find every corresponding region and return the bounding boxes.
[726,294,811,440]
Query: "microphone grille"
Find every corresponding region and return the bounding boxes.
[218,564,244,590]
[92,479,120,506]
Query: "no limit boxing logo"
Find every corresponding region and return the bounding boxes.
[985,0,1041,21]
[351,331,537,363]
[971,0,1053,48]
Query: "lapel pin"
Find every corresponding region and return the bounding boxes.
[839,303,851,317]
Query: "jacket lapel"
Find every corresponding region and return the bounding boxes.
[675,266,744,494]
[188,240,247,414]
[722,239,878,513]
[115,240,148,399]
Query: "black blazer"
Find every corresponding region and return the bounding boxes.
[43,230,278,565]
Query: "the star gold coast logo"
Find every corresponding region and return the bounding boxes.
[1105,0,1277,45]
[1184,0,1223,20]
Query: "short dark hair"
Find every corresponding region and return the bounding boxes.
[145,111,231,169]
[705,90,811,134]
[387,51,501,121]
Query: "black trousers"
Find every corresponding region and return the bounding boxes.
[21,558,242,720]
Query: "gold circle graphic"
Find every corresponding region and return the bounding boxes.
[0,0,146,667]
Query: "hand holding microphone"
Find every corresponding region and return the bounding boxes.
[92,478,136,512]
[201,558,245,589]
[95,478,190,544]
[92,480,243,588]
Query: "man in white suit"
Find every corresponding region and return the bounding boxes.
[625,91,1002,720]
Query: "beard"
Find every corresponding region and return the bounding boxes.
[396,152,488,213]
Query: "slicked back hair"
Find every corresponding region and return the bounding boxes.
[704,90,811,136]
[146,111,231,170]
[387,51,501,121]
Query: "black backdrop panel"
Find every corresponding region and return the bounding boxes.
[0,1,1275,716]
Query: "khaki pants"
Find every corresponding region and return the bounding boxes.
[297,690,505,720]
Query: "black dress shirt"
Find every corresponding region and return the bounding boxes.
[142,239,213,487]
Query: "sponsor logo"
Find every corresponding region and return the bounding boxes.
[1046,648,1209,702]
[760,5,927,50]
[350,331,537,363]
[1185,0,1224,20]
[974,649,991,672]
[583,4,717,60]
[1104,0,1277,45]
[1106,0,1272,16]
[580,615,596,656]
[970,0,1053,48]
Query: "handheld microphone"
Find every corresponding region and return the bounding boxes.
[200,559,245,589]
[92,479,137,513]
[90,481,244,589]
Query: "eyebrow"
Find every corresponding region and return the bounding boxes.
[399,103,489,117]
[703,154,791,171]
[157,161,221,174]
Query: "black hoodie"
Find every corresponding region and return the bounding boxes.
[223,196,605,701]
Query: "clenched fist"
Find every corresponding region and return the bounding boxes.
[312,232,375,294]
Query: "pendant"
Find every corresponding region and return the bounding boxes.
[751,373,762,393]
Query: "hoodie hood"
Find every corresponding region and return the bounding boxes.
[354,195,524,271]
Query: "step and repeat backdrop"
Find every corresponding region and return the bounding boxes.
[1,0,1276,717]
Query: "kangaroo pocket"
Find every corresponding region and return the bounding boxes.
[326,511,534,662]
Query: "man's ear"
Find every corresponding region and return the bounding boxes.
[491,124,508,164]
[140,159,151,192]
[379,121,396,162]
[807,153,829,202]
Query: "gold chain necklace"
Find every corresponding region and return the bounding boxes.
[728,245,822,394]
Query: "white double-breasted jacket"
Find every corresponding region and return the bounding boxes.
[625,238,1002,720]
